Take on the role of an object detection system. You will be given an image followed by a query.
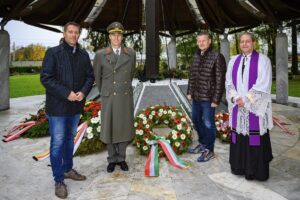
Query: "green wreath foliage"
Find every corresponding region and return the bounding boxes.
[22,107,49,138]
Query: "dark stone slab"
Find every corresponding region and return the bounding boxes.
[137,86,179,111]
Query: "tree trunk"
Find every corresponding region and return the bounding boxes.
[234,33,239,54]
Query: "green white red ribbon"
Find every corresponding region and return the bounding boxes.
[2,121,36,142]
[33,121,88,161]
[145,137,189,177]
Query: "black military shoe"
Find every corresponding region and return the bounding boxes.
[245,174,254,180]
[107,163,116,173]
[118,161,129,171]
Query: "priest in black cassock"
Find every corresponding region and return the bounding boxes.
[226,32,273,181]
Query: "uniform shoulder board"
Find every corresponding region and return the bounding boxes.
[105,47,111,54]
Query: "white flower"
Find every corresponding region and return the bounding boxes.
[158,112,162,117]
[143,120,147,125]
[217,127,221,131]
[143,146,148,151]
[87,132,94,139]
[181,118,186,122]
[215,121,220,125]
[143,117,147,121]
[164,120,169,124]
[149,115,153,119]
[139,130,144,135]
[139,114,144,118]
[145,138,149,143]
[134,122,138,127]
[150,106,154,109]
[135,129,140,134]
[175,142,180,147]
[168,110,172,114]
[86,127,93,134]
[91,117,100,124]
[151,111,156,115]
[222,128,226,132]
[172,134,177,140]
[159,108,163,113]
[146,124,150,128]
[137,143,140,148]
[220,120,223,123]
[172,130,177,135]
[172,112,176,117]
[187,127,191,134]
[90,118,96,124]
[180,134,186,140]
[97,126,101,132]
[177,124,182,130]
[163,110,167,114]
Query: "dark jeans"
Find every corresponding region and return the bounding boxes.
[47,114,80,182]
[192,100,216,152]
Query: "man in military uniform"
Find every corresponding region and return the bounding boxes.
[93,22,136,173]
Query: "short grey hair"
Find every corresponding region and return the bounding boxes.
[197,31,212,40]
[239,32,256,42]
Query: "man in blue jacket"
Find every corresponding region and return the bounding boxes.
[41,21,94,199]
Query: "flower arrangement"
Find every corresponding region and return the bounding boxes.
[134,105,193,157]
[215,110,231,143]
[22,107,49,138]
[75,101,105,156]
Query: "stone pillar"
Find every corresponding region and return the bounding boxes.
[220,34,230,65]
[167,36,176,69]
[0,29,10,111]
[276,33,288,104]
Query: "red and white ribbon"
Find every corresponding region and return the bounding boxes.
[3,121,36,142]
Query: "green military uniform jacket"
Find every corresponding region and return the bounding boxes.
[93,46,136,144]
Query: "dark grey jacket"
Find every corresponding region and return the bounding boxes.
[41,41,94,116]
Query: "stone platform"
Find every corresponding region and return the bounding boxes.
[1,83,300,199]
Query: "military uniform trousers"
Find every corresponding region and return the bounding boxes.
[107,142,129,163]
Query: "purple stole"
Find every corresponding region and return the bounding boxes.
[231,50,260,146]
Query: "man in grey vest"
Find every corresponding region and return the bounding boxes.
[93,22,136,173]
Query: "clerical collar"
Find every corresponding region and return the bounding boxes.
[243,52,252,58]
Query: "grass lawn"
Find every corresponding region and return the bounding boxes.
[272,75,300,97]
[9,74,300,98]
[9,74,45,98]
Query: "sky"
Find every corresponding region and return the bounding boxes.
[3,19,88,49]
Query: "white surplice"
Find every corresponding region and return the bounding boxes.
[225,52,273,136]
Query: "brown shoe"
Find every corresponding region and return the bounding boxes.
[64,169,86,181]
[55,182,68,199]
